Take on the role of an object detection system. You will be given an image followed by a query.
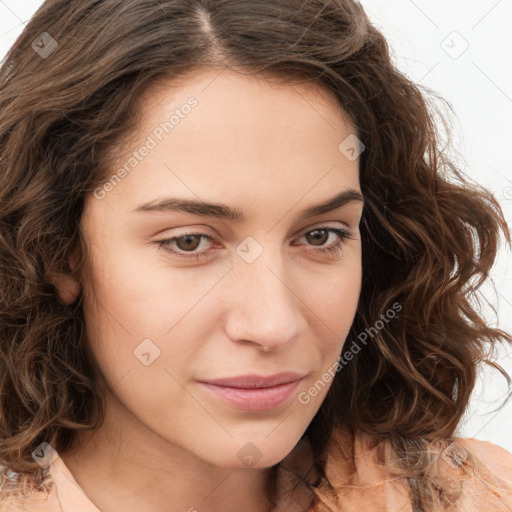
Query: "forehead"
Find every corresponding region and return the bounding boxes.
[122,67,356,157]
[88,68,361,219]
[142,67,351,126]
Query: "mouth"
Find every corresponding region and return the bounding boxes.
[198,372,306,389]
[197,372,306,411]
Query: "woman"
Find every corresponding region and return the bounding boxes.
[0,0,511,511]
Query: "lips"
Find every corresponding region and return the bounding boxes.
[197,372,307,411]
[198,372,305,389]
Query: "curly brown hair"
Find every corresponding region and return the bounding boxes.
[0,0,510,510]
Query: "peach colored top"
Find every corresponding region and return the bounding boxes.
[1,426,512,511]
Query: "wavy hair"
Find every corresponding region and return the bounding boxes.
[0,0,510,510]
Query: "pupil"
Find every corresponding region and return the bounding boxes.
[307,229,328,246]
[177,235,200,251]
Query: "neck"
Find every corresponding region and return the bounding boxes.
[60,389,277,512]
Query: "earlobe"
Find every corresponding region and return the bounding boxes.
[54,273,81,305]
[53,244,82,305]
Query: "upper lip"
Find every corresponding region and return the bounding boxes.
[199,372,305,389]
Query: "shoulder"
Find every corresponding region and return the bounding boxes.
[448,436,512,510]
[455,436,512,478]
[0,489,60,512]
[455,436,512,470]
[318,426,512,511]
[0,468,60,512]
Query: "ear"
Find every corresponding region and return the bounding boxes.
[53,245,82,305]
[55,273,81,305]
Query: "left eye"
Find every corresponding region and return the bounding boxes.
[155,226,354,260]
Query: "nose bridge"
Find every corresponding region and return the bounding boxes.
[224,240,306,349]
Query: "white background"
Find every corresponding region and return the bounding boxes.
[0,0,510,451]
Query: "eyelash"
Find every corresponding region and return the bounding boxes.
[155,226,354,261]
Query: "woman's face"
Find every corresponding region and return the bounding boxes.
[70,68,363,469]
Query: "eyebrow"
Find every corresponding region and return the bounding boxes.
[133,188,364,222]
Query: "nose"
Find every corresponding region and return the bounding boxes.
[223,247,307,352]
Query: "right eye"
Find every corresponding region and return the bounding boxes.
[155,233,216,260]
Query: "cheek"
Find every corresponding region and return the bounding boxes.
[307,254,362,341]
[78,242,180,385]
[82,238,200,332]
[300,255,362,395]
[80,239,227,385]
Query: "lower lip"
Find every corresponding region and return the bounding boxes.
[198,379,302,411]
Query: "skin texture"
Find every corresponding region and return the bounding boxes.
[57,68,364,512]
